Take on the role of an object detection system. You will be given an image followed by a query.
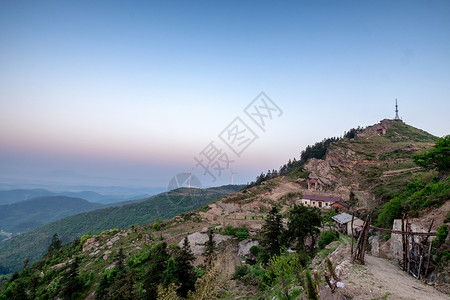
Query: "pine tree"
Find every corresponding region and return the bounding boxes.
[174,237,196,297]
[108,248,136,299]
[305,269,319,300]
[114,248,126,278]
[47,233,62,255]
[260,206,285,261]
[143,242,169,299]
[95,273,110,300]
[113,271,137,300]
[162,257,178,287]
[203,229,216,268]
[61,256,82,299]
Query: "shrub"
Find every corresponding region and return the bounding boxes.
[376,197,403,228]
[222,226,249,241]
[250,245,261,257]
[434,225,448,248]
[318,230,339,249]
[235,228,249,241]
[233,265,249,280]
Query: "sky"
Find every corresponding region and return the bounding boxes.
[1,0,449,191]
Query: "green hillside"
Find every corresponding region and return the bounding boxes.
[0,196,103,234]
[0,185,242,275]
[0,124,448,299]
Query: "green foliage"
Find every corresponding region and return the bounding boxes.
[376,175,450,228]
[162,257,179,287]
[0,196,103,234]
[47,233,62,255]
[194,267,205,278]
[222,226,249,241]
[323,209,338,226]
[260,253,303,299]
[233,265,249,280]
[80,234,92,245]
[433,225,449,263]
[287,205,322,254]
[344,127,363,139]
[318,230,339,249]
[143,242,169,299]
[384,120,437,143]
[279,137,341,177]
[172,237,196,297]
[60,256,83,299]
[376,197,403,228]
[203,229,216,268]
[128,249,152,268]
[250,245,262,257]
[304,269,318,300]
[235,228,249,241]
[413,135,450,173]
[260,207,286,262]
[434,225,448,248]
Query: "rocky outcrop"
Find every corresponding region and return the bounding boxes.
[303,144,359,198]
[237,239,259,257]
[178,231,231,256]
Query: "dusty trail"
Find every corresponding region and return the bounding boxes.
[341,255,448,300]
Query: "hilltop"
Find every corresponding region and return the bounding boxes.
[304,119,436,202]
[1,120,448,299]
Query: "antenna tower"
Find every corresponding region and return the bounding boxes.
[395,98,400,120]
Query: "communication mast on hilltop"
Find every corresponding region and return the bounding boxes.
[395,98,400,120]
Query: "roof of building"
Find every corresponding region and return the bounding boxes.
[302,194,341,203]
[308,178,317,183]
[331,200,350,208]
[332,212,360,225]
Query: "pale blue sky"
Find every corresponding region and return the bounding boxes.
[1,1,449,189]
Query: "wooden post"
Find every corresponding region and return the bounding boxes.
[351,222,364,263]
[425,239,433,278]
[324,272,335,293]
[351,213,355,255]
[360,216,370,265]
[406,220,410,274]
[314,270,320,297]
[424,219,435,279]
[402,214,407,272]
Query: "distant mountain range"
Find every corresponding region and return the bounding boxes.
[0,196,104,234]
[0,184,244,274]
[0,188,151,205]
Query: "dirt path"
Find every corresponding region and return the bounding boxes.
[341,255,448,300]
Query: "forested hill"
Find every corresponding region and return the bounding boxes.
[0,185,243,275]
[0,196,103,234]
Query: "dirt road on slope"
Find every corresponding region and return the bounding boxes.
[341,255,448,300]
